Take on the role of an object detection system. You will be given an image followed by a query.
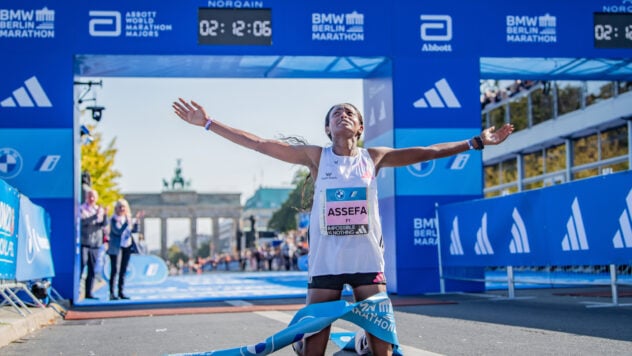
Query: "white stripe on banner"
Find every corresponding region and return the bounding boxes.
[168,292,411,356]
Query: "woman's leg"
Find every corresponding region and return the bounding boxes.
[118,247,132,298]
[301,288,341,356]
[353,284,393,356]
[108,253,118,299]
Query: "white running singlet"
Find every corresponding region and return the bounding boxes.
[308,146,384,278]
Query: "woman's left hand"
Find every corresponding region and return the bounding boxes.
[481,123,514,146]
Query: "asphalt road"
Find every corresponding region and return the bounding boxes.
[2,287,632,356]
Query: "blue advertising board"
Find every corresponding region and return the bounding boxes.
[438,170,632,268]
[394,128,482,196]
[0,54,73,128]
[0,130,73,199]
[16,194,55,281]
[0,179,19,280]
[2,0,631,298]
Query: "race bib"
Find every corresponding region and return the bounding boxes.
[323,187,369,236]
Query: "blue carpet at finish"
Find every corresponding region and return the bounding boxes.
[77,271,314,306]
[76,270,632,306]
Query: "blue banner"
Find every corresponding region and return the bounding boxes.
[394,128,482,196]
[0,129,73,199]
[168,292,400,356]
[102,254,168,285]
[0,179,19,280]
[438,170,632,267]
[16,194,55,281]
[392,57,479,129]
[0,54,73,128]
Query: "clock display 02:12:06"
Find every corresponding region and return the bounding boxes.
[198,8,272,46]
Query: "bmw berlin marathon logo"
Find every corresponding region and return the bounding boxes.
[0,148,23,179]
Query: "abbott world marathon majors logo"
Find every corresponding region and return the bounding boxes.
[89,10,173,38]
[312,11,364,41]
[0,148,23,180]
[0,7,55,39]
[506,13,557,43]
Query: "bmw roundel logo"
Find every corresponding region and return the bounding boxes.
[0,147,23,179]
[407,160,435,178]
[335,189,345,200]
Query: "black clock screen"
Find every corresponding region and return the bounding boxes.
[198,8,272,45]
[594,12,632,49]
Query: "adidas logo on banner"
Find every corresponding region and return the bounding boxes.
[613,188,632,249]
[474,213,494,255]
[509,208,530,254]
[561,197,589,251]
[1,76,52,108]
[449,216,464,255]
[413,78,461,109]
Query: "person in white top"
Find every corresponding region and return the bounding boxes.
[173,99,513,356]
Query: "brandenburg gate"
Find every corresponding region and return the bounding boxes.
[125,160,242,259]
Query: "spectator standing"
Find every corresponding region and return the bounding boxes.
[80,189,108,299]
[107,198,142,300]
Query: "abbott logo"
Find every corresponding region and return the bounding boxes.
[561,197,589,251]
[613,189,632,249]
[509,208,530,254]
[1,76,51,108]
[89,11,121,37]
[413,78,461,109]
[474,213,494,255]
[420,15,452,41]
[449,216,464,255]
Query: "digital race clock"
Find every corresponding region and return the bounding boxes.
[198,8,272,46]
[594,12,632,49]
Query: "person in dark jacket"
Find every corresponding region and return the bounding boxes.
[80,189,108,299]
[107,198,143,300]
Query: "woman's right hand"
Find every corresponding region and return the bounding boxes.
[172,98,210,127]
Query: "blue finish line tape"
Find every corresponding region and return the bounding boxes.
[168,292,402,355]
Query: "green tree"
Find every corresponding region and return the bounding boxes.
[167,244,188,265]
[268,169,314,233]
[197,241,211,258]
[81,125,122,209]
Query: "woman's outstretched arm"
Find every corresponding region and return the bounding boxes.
[370,123,514,170]
[173,98,321,169]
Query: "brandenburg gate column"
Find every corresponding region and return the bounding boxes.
[160,217,168,260]
[190,216,197,258]
[212,217,220,255]
[232,217,240,253]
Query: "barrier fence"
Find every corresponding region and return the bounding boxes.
[0,179,61,316]
[436,169,632,306]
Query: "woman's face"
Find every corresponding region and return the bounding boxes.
[86,191,98,205]
[326,104,363,140]
[116,204,127,216]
